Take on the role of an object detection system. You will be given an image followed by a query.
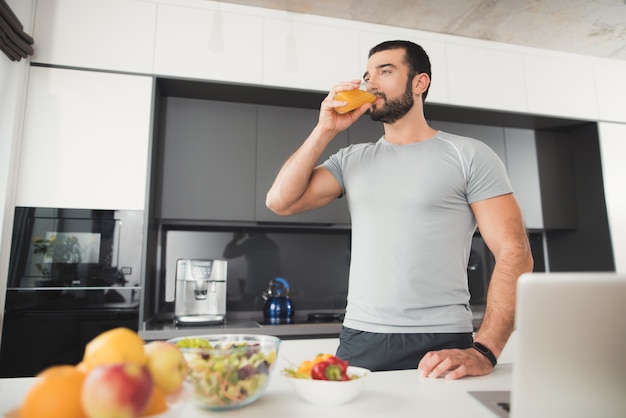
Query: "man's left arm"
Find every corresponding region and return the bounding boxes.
[417,193,534,379]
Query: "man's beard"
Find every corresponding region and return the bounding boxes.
[369,79,414,124]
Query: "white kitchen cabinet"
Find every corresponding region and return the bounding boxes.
[153,3,264,84]
[593,61,626,123]
[16,67,153,210]
[255,105,350,224]
[446,43,527,113]
[262,17,361,92]
[32,0,156,73]
[523,53,598,120]
[159,98,257,221]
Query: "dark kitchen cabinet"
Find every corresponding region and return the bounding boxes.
[159,97,352,225]
[159,98,257,221]
[156,88,579,231]
[0,310,138,377]
[255,105,350,224]
[347,115,385,145]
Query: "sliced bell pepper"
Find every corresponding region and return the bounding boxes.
[310,355,350,381]
[326,356,348,373]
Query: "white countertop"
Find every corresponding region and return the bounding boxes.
[0,338,510,418]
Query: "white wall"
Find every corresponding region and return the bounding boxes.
[0,0,35,338]
[598,123,626,273]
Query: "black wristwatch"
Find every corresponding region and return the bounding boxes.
[472,342,497,368]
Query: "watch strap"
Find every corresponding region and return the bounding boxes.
[472,341,497,368]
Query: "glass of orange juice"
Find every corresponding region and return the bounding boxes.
[333,85,376,114]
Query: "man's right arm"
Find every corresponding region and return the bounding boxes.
[266,80,371,216]
[265,124,343,216]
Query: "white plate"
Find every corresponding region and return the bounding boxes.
[285,365,370,406]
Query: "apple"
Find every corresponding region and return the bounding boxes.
[82,362,153,418]
[144,340,188,394]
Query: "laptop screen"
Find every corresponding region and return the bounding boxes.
[471,272,626,418]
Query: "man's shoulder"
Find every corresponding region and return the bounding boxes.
[345,139,381,149]
[435,130,495,154]
[336,139,381,157]
[435,130,483,145]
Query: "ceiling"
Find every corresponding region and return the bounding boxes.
[218,0,626,61]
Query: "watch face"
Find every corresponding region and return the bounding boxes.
[473,342,497,367]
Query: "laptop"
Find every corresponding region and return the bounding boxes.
[469,272,626,418]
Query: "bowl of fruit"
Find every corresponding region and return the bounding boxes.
[12,327,190,418]
[168,334,280,411]
[282,353,370,405]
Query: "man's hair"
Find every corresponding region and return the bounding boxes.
[368,40,431,102]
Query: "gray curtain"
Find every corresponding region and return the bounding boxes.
[0,0,34,61]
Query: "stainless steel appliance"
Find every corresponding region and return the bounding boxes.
[174,259,227,325]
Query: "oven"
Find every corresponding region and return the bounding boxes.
[0,207,144,377]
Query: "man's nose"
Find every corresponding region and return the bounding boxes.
[363,79,378,93]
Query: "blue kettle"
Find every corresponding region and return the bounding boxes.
[262,277,294,324]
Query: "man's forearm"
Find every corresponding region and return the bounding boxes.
[475,244,533,358]
[265,125,336,214]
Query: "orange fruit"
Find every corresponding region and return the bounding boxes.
[297,360,313,376]
[140,385,168,416]
[82,327,147,372]
[21,365,87,418]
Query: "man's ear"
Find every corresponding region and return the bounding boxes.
[413,73,430,96]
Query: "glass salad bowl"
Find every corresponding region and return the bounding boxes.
[167,334,280,411]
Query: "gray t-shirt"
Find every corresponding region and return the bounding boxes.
[322,130,512,333]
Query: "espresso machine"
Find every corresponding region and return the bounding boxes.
[174,259,227,325]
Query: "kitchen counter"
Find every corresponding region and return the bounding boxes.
[140,316,343,341]
[139,305,486,341]
[0,338,509,418]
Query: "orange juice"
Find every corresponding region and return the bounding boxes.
[333,89,376,114]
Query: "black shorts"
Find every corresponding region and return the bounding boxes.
[336,326,473,371]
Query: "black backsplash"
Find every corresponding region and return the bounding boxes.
[160,224,545,314]
[161,226,351,314]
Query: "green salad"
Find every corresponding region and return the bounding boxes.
[175,337,277,408]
